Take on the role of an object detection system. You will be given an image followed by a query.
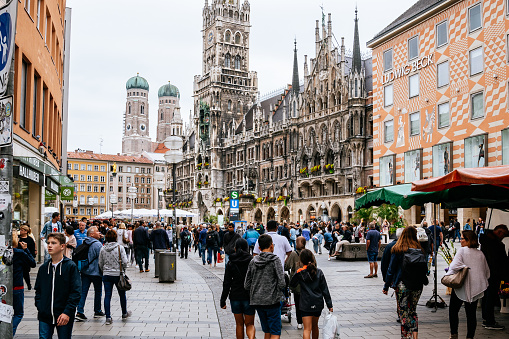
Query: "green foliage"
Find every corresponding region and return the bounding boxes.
[203,214,218,224]
[351,207,374,224]
[375,204,399,223]
[353,204,402,226]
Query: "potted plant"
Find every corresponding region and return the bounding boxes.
[325,163,334,174]
[500,281,509,313]
[204,162,210,168]
[197,181,202,188]
[196,163,202,170]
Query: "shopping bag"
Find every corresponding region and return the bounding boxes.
[217,252,223,263]
[322,312,340,339]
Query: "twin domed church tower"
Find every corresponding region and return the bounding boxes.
[122,74,183,156]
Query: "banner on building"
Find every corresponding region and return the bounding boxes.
[60,186,74,201]
[0,1,17,96]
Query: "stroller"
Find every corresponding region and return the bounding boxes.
[281,274,293,322]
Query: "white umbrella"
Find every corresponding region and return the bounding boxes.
[159,209,197,218]
[44,206,59,216]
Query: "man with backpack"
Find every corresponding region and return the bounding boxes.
[150,222,170,256]
[180,226,192,259]
[75,226,104,321]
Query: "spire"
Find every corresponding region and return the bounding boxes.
[352,7,362,74]
[292,39,300,96]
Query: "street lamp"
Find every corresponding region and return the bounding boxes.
[164,136,183,233]
[128,186,137,223]
[157,189,163,221]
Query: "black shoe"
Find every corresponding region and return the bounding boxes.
[94,311,105,318]
[484,323,505,330]
[75,313,87,321]
[396,318,401,323]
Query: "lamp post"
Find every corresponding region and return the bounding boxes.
[128,186,137,223]
[157,189,163,222]
[164,136,183,235]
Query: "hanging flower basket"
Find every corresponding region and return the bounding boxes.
[299,167,309,177]
[204,181,209,185]
[310,165,321,173]
[204,162,210,168]
[224,197,230,202]
[196,163,202,170]
[356,186,368,194]
[325,163,334,174]
[256,197,263,203]
[215,198,222,203]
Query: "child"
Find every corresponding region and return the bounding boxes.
[244,234,285,339]
[35,233,81,339]
[290,249,333,339]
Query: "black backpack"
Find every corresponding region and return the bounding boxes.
[182,231,192,244]
[73,242,96,272]
[206,233,215,247]
[401,248,428,290]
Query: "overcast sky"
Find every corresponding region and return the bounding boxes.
[66,0,410,155]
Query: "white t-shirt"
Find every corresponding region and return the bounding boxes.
[253,231,292,271]
[51,222,59,233]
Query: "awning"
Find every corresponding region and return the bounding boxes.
[355,184,446,210]
[411,166,509,192]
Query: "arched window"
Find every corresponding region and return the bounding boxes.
[234,55,241,69]
[160,110,163,120]
[141,105,144,114]
[228,100,232,111]
[235,33,241,44]
[237,100,241,113]
[128,104,131,114]
[225,31,231,43]
[224,54,231,68]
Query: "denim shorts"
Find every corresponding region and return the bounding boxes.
[367,250,378,263]
[256,305,282,335]
[230,300,255,315]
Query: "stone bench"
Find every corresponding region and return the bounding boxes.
[334,243,389,261]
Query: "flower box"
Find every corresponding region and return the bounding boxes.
[325,163,334,174]
[299,167,309,177]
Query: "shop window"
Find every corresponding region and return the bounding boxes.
[408,36,419,61]
[409,73,419,98]
[471,92,484,119]
[383,49,393,72]
[433,143,452,177]
[404,149,421,183]
[436,21,448,47]
[13,178,29,222]
[379,155,394,186]
[384,84,393,107]
[469,47,483,76]
[437,61,449,88]
[384,120,394,143]
[409,112,420,136]
[469,3,482,32]
[438,102,450,128]
[464,134,486,168]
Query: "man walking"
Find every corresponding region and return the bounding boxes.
[149,222,171,255]
[180,226,192,259]
[199,225,207,264]
[74,222,87,247]
[364,222,381,278]
[133,223,150,273]
[480,224,509,330]
[253,220,292,271]
[35,233,81,338]
[76,226,104,321]
[427,220,443,266]
[223,222,241,265]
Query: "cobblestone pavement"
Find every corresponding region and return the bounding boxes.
[14,242,509,338]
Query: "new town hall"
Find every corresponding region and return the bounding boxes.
[125,0,374,224]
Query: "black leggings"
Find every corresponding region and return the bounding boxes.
[22,266,31,288]
[449,289,478,338]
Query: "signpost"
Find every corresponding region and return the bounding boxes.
[230,197,239,222]
[110,194,117,219]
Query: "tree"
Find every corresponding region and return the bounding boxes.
[351,207,374,224]
[375,204,399,223]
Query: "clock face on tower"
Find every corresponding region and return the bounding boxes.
[208,31,214,45]
[140,124,146,132]
[126,124,131,131]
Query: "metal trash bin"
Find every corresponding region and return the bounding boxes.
[159,251,177,283]
[154,249,167,278]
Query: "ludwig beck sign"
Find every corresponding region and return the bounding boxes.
[0,1,17,96]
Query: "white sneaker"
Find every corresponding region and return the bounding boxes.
[297,324,303,329]
[328,257,331,261]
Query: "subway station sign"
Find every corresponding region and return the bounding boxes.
[382,53,434,85]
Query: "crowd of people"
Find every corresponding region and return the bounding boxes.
[10,212,509,339]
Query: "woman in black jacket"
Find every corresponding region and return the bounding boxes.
[220,238,255,339]
[290,249,333,339]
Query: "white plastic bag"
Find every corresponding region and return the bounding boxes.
[322,312,340,339]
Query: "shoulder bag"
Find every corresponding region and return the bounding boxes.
[441,266,469,289]
[117,246,132,291]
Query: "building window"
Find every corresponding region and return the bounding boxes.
[437,61,449,88]
[100,186,105,193]
[404,149,421,183]
[436,21,448,47]
[224,54,231,68]
[87,165,92,171]
[379,155,394,186]
[126,177,131,183]
[409,112,420,136]
[384,84,393,107]
[74,164,78,170]
[384,120,394,143]
[93,186,98,193]
[67,163,72,170]
[383,49,393,72]
[147,188,151,194]
[118,166,123,172]
[81,164,86,170]
[433,143,452,177]
[469,47,483,76]
[87,185,92,192]
[147,168,151,174]
[80,175,85,181]
[469,3,482,33]
[471,92,484,119]
[118,176,123,183]
[127,167,131,173]
[408,36,419,60]
[141,178,145,183]
[74,175,78,181]
[20,60,28,128]
[502,129,509,165]
[234,55,241,70]
[80,208,85,215]
[409,73,419,98]
[118,187,123,193]
[93,176,98,182]
[147,178,151,184]
[464,134,486,168]
[94,165,99,171]
[135,177,139,183]
[80,184,85,191]
[438,102,450,128]
[100,176,105,182]
[32,74,39,134]
[100,165,105,171]
[87,175,92,181]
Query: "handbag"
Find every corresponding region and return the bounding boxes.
[121,230,129,244]
[441,266,469,289]
[117,246,132,291]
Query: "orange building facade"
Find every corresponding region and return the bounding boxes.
[368,0,509,224]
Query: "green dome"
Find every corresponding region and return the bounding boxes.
[126,74,149,91]
[158,82,180,98]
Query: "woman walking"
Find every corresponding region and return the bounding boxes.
[64,226,77,259]
[117,223,130,266]
[17,225,36,289]
[220,238,255,339]
[445,230,489,339]
[99,229,131,325]
[290,249,333,339]
[383,226,428,339]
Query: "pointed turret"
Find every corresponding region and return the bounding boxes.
[292,40,300,96]
[352,7,362,74]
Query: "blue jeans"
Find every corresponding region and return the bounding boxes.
[39,320,74,339]
[77,273,103,314]
[207,246,218,264]
[225,253,229,266]
[103,275,127,318]
[13,289,24,335]
[199,243,206,264]
[312,238,322,253]
[289,239,296,249]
